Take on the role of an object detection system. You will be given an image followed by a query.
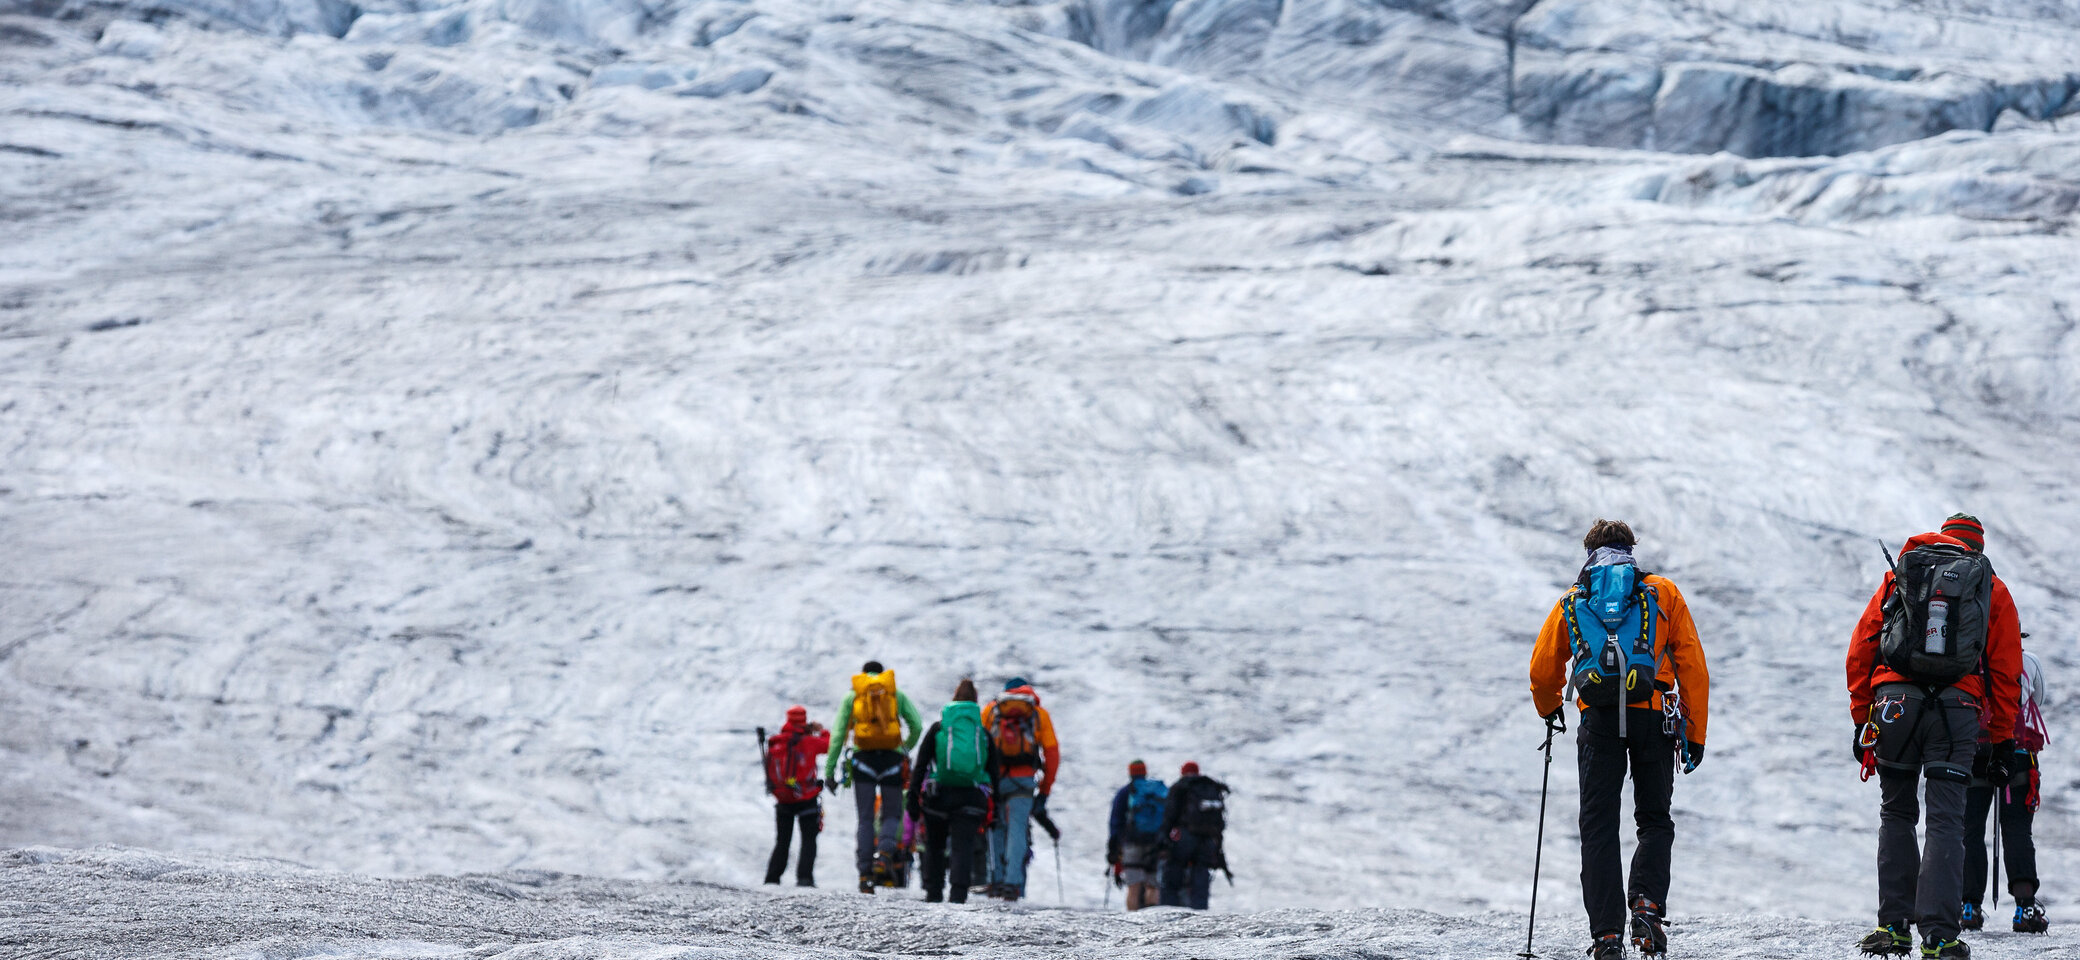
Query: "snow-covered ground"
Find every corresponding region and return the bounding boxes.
[6,846,2080,959]
[1,0,2078,950]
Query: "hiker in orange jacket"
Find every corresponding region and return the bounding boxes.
[979,677,1059,900]
[1846,514,2024,958]
[1529,519,1709,960]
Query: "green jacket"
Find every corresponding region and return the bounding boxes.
[824,687,925,781]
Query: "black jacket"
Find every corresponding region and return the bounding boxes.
[1162,774,1230,836]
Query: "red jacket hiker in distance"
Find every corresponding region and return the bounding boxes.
[767,706,832,804]
[1845,531,2023,741]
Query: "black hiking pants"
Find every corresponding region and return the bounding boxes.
[1160,831,1219,910]
[765,799,820,886]
[1576,705,1674,938]
[1963,777,2037,905]
[1872,683,1980,940]
[851,749,907,878]
[919,785,988,903]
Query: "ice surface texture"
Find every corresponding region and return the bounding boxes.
[0,0,2078,936]
[6,846,2079,959]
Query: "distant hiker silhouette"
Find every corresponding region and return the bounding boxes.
[823,660,925,893]
[760,705,830,886]
[908,678,999,904]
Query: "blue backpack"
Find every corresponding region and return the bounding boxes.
[1125,778,1168,841]
[1564,562,1661,707]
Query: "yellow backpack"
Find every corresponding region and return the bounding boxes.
[850,671,902,750]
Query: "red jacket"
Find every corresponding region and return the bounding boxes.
[1846,531,2023,740]
[766,714,831,804]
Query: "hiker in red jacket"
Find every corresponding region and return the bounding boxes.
[763,705,831,886]
[1848,514,2023,958]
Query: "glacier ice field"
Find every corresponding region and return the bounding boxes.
[1,0,2079,954]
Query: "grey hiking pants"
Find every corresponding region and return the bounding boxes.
[1872,683,1981,941]
[851,749,906,878]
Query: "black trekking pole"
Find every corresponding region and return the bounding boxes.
[1033,803,1065,904]
[1991,791,2002,909]
[1521,712,1565,959]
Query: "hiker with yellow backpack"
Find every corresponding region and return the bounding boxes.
[823,660,926,893]
[981,677,1060,901]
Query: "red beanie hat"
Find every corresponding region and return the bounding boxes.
[1128,760,1146,777]
[1181,761,1199,776]
[1942,513,1984,552]
[786,704,808,722]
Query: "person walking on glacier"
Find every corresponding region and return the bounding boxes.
[760,705,830,886]
[1529,519,1709,960]
[1848,514,2023,958]
[823,660,926,893]
[982,677,1060,901]
[1159,761,1229,910]
[1107,759,1167,911]
[907,678,999,904]
[1960,647,2050,934]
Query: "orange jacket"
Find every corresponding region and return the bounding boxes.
[1530,572,1710,743]
[1846,531,2022,740]
[981,688,1061,794]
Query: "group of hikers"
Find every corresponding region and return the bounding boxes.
[758,667,1233,908]
[1529,515,2050,960]
[757,512,2052,954]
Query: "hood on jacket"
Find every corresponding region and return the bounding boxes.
[1003,684,1040,706]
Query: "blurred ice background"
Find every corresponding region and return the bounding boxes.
[1,0,2078,928]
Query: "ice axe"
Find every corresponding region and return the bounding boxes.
[755,726,775,796]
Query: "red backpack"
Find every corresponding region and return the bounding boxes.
[765,727,826,804]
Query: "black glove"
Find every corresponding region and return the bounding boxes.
[1854,728,1870,764]
[1680,740,1705,774]
[1033,792,1048,814]
[1544,709,1567,734]
[2011,747,2035,786]
[1985,740,2018,785]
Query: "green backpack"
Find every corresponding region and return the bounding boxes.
[935,701,987,788]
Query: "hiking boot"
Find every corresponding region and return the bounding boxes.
[1919,937,1968,960]
[1858,923,1912,955]
[1587,933,1623,960]
[857,875,875,894]
[1629,896,1667,956]
[2013,904,2048,934]
[1958,903,1982,931]
[923,890,943,904]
